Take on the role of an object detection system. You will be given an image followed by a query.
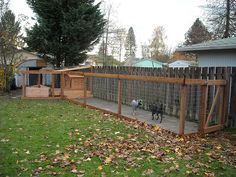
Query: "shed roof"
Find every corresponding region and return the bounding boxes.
[133,58,163,67]
[176,37,236,52]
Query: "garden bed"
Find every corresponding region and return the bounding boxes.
[25,85,50,98]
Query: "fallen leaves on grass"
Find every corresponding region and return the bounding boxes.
[142,169,154,176]
[31,112,236,176]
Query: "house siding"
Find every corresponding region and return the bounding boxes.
[15,60,53,87]
[198,50,236,67]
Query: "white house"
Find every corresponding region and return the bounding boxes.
[176,37,236,67]
[15,50,54,87]
[168,60,195,68]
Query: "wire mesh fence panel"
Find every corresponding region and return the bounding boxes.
[186,85,201,122]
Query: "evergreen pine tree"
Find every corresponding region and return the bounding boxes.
[124,27,136,59]
[184,18,212,45]
[25,0,106,67]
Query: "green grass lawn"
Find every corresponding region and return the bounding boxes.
[0,98,235,177]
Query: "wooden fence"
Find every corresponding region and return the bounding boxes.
[69,71,226,135]
[77,66,235,128]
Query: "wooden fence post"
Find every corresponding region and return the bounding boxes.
[51,74,55,97]
[222,67,231,126]
[118,79,122,115]
[83,76,87,106]
[229,67,236,127]
[199,85,208,133]
[179,83,187,135]
[22,73,25,97]
[37,73,41,87]
[60,72,65,98]
[26,73,28,86]
[218,85,224,125]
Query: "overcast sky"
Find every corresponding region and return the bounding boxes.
[10,0,207,57]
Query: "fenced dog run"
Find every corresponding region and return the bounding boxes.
[20,66,236,135]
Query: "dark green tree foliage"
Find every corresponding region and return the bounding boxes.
[124,27,136,59]
[185,18,212,45]
[205,0,236,38]
[26,0,106,67]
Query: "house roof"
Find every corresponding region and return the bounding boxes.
[176,37,236,52]
[123,57,140,66]
[168,60,195,68]
[134,58,163,65]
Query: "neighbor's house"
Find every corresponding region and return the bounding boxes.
[176,37,236,67]
[15,50,53,87]
[124,58,163,68]
[168,60,196,68]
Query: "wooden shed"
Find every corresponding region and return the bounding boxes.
[65,74,84,90]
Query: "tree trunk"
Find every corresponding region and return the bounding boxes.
[224,0,230,38]
[3,65,11,92]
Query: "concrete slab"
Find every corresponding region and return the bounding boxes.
[75,97,199,134]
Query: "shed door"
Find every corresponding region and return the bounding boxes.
[29,67,42,86]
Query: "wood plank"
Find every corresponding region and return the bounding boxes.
[51,74,55,97]
[185,79,207,85]
[60,72,65,98]
[222,67,231,126]
[179,84,187,135]
[82,73,184,84]
[22,73,25,97]
[229,67,236,127]
[207,80,226,86]
[118,79,122,115]
[204,124,221,134]
[84,73,119,79]
[205,86,222,128]
[37,74,41,87]
[26,73,29,86]
[218,85,224,125]
[119,75,184,84]
[21,97,61,100]
[83,76,87,105]
[21,70,62,74]
[198,85,208,133]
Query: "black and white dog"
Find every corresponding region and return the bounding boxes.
[131,99,142,115]
[149,103,164,123]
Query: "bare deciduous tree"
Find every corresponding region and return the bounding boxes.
[0,0,22,91]
[204,0,236,38]
[149,26,169,62]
